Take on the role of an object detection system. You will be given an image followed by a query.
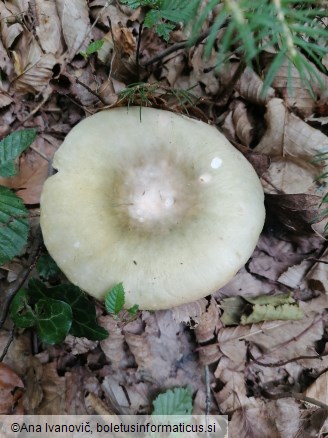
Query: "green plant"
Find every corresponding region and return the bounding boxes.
[152,387,193,415]
[122,0,328,93]
[10,279,108,344]
[105,282,139,316]
[0,129,36,264]
[121,0,200,41]
[79,39,104,59]
[312,150,328,233]
[118,82,197,118]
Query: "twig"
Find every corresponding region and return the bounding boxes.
[205,365,211,415]
[0,327,15,362]
[75,77,108,105]
[136,21,144,81]
[143,28,212,67]
[262,389,328,410]
[72,0,113,60]
[0,226,43,329]
[215,60,246,102]
[247,342,328,368]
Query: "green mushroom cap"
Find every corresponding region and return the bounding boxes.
[40,107,265,310]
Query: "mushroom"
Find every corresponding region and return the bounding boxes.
[40,107,265,310]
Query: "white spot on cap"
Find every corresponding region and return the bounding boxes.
[199,173,212,183]
[164,197,174,208]
[74,241,80,248]
[211,157,222,169]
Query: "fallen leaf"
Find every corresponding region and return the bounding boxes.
[99,315,126,370]
[58,0,91,59]
[229,400,281,437]
[35,0,64,55]
[255,98,328,195]
[0,149,48,204]
[0,2,23,49]
[0,363,24,414]
[171,298,208,326]
[35,362,66,414]
[304,370,328,406]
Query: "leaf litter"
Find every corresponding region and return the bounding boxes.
[0,1,327,436]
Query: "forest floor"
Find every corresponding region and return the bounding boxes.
[0,1,328,437]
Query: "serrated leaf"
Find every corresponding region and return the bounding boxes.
[221,293,304,326]
[35,298,72,344]
[154,22,175,41]
[0,129,36,177]
[86,39,104,55]
[105,283,125,314]
[220,296,249,325]
[127,304,139,316]
[152,387,193,415]
[9,288,36,328]
[240,302,304,324]
[36,254,61,280]
[28,279,108,340]
[0,186,29,265]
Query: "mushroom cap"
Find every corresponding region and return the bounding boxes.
[40,107,265,310]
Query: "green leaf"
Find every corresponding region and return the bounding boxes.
[221,293,304,325]
[9,288,36,328]
[0,186,29,265]
[154,22,175,41]
[0,129,36,177]
[28,279,108,340]
[127,304,139,316]
[80,40,105,58]
[35,298,72,345]
[105,283,125,314]
[152,387,193,415]
[220,296,248,325]
[36,254,61,280]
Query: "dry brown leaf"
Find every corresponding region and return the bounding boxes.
[0,2,23,49]
[265,193,323,234]
[195,298,221,343]
[232,100,255,147]
[99,315,126,370]
[101,375,131,414]
[197,344,222,366]
[304,248,328,294]
[219,63,275,104]
[255,98,328,195]
[57,0,91,58]
[0,149,49,204]
[64,334,98,355]
[304,370,328,406]
[229,400,281,438]
[35,362,66,414]
[214,357,248,412]
[0,92,13,108]
[278,260,313,289]
[23,356,43,414]
[190,45,220,95]
[0,363,24,415]
[216,326,248,369]
[170,298,208,326]
[11,34,57,94]
[101,375,150,414]
[247,315,324,366]
[264,57,327,117]
[35,0,64,55]
[268,398,301,438]
[65,368,101,415]
[297,407,328,437]
[89,2,131,28]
